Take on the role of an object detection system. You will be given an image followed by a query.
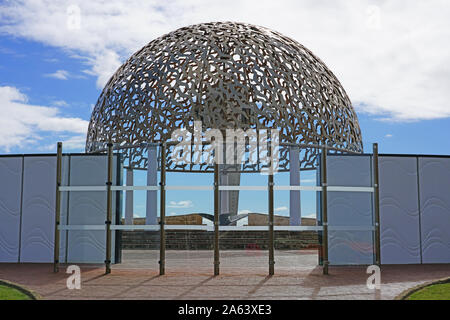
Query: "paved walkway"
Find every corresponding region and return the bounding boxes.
[0,250,449,300]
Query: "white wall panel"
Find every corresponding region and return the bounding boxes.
[20,157,56,262]
[418,157,450,263]
[67,155,116,263]
[327,155,374,265]
[0,157,23,262]
[379,157,421,264]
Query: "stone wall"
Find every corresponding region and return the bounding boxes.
[247,214,316,226]
[121,230,319,250]
[125,214,316,226]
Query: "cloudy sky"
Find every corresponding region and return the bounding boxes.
[1,0,449,216]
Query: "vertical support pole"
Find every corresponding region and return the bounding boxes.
[159,143,166,276]
[105,140,113,274]
[289,146,301,226]
[373,143,381,266]
[53,142,62,273]
[268,173,275,276]
[214,163,220,276]
[321,147,329,275]
[125,168,134,225]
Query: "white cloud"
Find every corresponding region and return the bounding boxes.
[1,0,450,121]
[52,100,69,107]
[59,135,86,150]
[385,134,393,138]
[167,200,193,208]
[0,86,89,152]
[44,57,59,63]
[44,69,86,81]
[45,69,70,80]
[275,206,288,212]
[38,135,86,152]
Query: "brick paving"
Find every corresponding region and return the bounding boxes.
[0,250,449,300]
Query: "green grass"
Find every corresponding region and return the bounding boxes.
[0,285,32,300]
[407,283,450,300]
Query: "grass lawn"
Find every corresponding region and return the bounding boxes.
[0,285,32,300]
[407,283,450,300]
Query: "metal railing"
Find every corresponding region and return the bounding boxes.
[53,142,381,276]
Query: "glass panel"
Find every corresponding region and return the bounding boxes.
[273,170,320,274]
[328,230,374,265]
[114,147,160,271]
[164,172,214,274]
[219,186,268,274]
[325,155,375,265]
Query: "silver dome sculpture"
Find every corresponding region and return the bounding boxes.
[86,22,363,171]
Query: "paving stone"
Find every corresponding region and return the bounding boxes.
[0,250,448,300]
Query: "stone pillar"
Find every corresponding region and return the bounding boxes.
[125,168,134,225]
[220,171,229,215]
[289,146,301,226]
[219,167,240,219]
[146,145,158,225]
[227,171,240,216]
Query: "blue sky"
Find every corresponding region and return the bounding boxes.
[1,1,449,219]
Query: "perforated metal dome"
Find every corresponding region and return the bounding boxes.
[86,22,363,170]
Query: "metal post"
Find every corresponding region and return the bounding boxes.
[159,143,166,275]
[53,142,62,273]
[105,140,113,274]
[268,173,275,276]
[321,147,329,275]
[214,163,220,276]
[373,143,381,266]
